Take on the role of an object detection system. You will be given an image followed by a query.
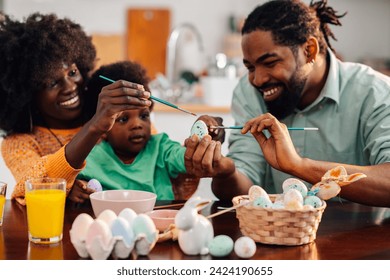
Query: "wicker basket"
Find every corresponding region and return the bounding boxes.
[232,195,327,246]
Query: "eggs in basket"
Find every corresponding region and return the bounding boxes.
[233,166,366,246]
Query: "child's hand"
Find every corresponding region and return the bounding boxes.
[68,179,96,204]
[196,115,225,143]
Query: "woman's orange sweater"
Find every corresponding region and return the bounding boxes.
[1,126,84,205]
[2,125,159,205]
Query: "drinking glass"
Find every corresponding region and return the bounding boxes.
[0,182,6,226]
[25,178,66,244]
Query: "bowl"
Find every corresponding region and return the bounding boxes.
[90,190,157,217]
[146,209,178,232]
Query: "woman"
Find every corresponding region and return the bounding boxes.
[0,12,151,205]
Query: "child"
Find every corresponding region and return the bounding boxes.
[78,61,195,200]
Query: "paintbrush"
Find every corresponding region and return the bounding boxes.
[210,125,319,131]
[99,75,197,116]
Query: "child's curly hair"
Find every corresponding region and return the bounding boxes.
[0,12,96,133]
[83,60,153,121]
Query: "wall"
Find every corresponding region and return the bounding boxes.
[3,0,390,63]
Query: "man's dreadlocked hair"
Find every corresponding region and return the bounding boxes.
[242,0,346,55]
[0,12,96,133]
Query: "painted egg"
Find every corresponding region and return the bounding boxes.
[234,236,256,259]
[304,196,323,208]
[118,208,138,227]
[85,219,115,260]
[282,178,308,197]
[208,235,234,257]
[87,179,103,192]
[283,189,304,210]
[252,196,273,208]
[132,214,159,256]
[97,209,117,227]
[111,217,135,259]
[271,200,285,209]
[248,185,269,201]
[190,120,209,139]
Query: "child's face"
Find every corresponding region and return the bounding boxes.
[106,107,151,163]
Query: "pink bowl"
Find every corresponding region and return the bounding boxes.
[90,190,157,217]
[146,209,178,232]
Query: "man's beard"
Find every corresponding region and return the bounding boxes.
[264,69,307,120]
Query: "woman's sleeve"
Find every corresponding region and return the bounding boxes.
[2,135,85,205]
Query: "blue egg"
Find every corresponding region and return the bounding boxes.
[111,217,134,246]
[252,196,273,208]
[304,196,322,208]
[208,235,234,257]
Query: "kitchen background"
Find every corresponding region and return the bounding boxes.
[1,0,389,198]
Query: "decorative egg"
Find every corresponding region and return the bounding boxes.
[282,178,308,197]
[248,185,268,201]
[111,217,135,259]
[190,120,209,139]
[208,235,234,257]
[132,214,159,256]
[97,209,117,227]
[234,236,256,259]
[85,219,115,260]
[252,196,273,208]
[271,200,285,209]
[69,213,94,258]
[283,189,304,210]
[87,179,103,192]
[304,196,323,208]
[118,208,138,227]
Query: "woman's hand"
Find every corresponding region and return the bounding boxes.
[196,115,225,143]
[67,179,95,204]
[89,80,152,134]
[241,113,302,173]
[184,134,235,178]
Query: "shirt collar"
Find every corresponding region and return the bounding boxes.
[318,49,340,105]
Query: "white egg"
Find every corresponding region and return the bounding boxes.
[69,213,94,258]
[234,236,256,259]
[97,209,117,227]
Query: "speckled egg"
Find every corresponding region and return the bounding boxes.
[252,196,273,208]
[304,196,323,208]
[282,178,308,197]
[234,236,256,259]
[208,235,234,257]
[87,179,103,192]
[190,120,209,139]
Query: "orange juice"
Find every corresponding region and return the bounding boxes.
[25,189,66,239]
[0,195,5,225]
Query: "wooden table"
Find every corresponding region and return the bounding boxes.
[1,199,389,260]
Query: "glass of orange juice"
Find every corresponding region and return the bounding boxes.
[0,181,6,226]
[25,178,66,244]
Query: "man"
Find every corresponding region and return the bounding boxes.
[184,0,390,207]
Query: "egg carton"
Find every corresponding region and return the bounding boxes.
[70,208,158,260]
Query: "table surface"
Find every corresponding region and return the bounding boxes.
[1,199,389,260]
